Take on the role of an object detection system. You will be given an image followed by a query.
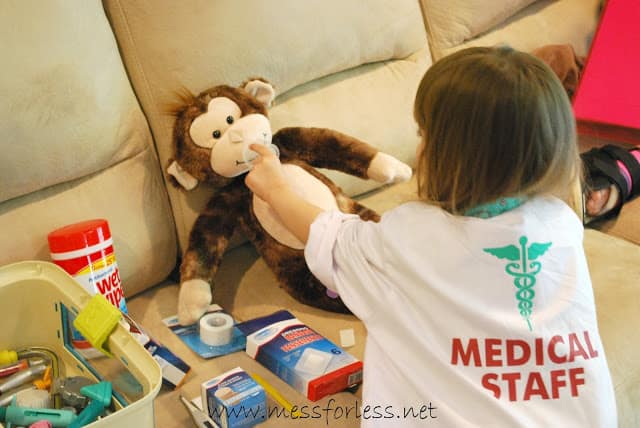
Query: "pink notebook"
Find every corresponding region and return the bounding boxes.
[572,0,640,144]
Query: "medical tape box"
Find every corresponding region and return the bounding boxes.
[123,312,190,389]
[238,310,363,401]
[201,367,267,428]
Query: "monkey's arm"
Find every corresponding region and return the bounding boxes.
[177,186,244,325]
[273,127,411,184]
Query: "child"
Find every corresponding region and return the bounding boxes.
[246,47,617,426]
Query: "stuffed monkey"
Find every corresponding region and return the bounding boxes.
[168,79,412,325]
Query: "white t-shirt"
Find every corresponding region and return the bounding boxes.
[305,196,617,427]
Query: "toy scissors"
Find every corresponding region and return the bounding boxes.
[180,395,220,428]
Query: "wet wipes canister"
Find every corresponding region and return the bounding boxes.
[48,219,127,354]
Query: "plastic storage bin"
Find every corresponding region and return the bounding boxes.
[0,261,162,427]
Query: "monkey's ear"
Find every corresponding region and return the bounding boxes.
[167,160,198,190]
[243,79,276,108]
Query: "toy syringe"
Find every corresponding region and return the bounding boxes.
[0,397,76,427]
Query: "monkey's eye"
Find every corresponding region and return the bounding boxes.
[226,116,234,125]
[212,130,221,139]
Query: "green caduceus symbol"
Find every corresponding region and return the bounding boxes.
[484,236,551,331]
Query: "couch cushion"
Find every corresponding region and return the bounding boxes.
[269,47,432,200]
[105,0,425,97]
[0,0,177,296]
[0,148,177,297]
[428,0,600,60]
[104,0,429,252]
[0,0,150,203]
[419,0,536,54]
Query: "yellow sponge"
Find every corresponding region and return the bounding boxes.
[73,294,121,357]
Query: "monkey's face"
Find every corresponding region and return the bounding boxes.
[170,83,275,188]
[189,97,273,177]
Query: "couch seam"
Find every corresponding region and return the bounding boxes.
[416,0,442,60]
[106,0,184,259]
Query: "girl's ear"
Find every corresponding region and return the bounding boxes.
[243,79,276,108]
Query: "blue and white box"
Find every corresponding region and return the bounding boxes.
[238,310,363,401]
[201,367,267,427]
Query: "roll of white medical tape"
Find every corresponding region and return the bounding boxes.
[199,312,234,346]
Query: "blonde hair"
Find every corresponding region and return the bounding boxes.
[413,46,581,214]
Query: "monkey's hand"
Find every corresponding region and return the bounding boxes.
[367,152,412,184]
[177,278,212,325]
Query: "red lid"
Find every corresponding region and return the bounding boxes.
[47,219,112,253]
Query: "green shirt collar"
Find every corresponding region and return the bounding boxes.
[464,197,526,219]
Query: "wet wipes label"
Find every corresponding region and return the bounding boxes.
[64,251,127,313]
[64,253,126,358]
[76,258,126,312]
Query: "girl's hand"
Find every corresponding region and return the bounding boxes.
[245,144,289,204]
[245,143,323,243]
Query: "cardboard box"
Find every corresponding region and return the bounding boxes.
[238,310,363,401]
[124,312,190,389]
[201,367,267,427]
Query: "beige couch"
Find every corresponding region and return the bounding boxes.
[1,0,638,426]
